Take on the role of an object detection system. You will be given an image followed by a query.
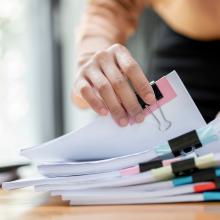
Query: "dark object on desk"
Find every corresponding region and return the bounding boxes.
[147,19,220,122]
[0,162,29,173]
[0,162,29,186]
[0,171,19,186]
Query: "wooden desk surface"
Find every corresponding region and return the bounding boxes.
[1,189,220,220]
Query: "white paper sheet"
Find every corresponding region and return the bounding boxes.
[20,71,206,163]
[33,172,159,192]
[69,193,205,205]
[61,183,200,201]
[51,181,173,196]
[2,171,120,190]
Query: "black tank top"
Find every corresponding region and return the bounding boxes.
[147,20,220,122]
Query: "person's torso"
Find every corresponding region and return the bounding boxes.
[148,0,220,41]
[146,17,220,122]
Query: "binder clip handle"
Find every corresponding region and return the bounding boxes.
[135,81,172,131]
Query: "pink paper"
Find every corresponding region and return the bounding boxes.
[120,166,140,176]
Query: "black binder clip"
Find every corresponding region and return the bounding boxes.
[215,177,220,189]
[171,158,198,177]
[168,130,202,157]
[150,81,163,101]
[139,160,163,173]
[135,81,163,108]
[135,81,172,131]
[192,168,216,183]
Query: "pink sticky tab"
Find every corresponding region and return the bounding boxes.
[144,77,177,116]
[129,76,177,124]
[120,166,140,176]
[162,157,181,166]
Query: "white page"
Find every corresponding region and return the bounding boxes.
[37,150,157,177]
[34,172,156,192]
[2,171,120,190]
[61,183,198,201]
[51,181,173,196]
[21,71,206,162]
[69,194,204,205]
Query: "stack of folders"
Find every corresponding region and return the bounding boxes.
[3,71,220,205]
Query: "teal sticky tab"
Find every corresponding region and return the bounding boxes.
[204,192,220,201]
[155,143,172,156]
[197,126,219,145]
[173,176,192,186]
[215,168,220,176]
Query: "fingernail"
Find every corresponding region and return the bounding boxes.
[100,108,108,116]
[144,93,156,105]
[135,113,145,123]
[119,118,128,127]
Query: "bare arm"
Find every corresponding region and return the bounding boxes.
[76,0,146,65]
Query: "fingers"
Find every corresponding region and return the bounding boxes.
[73,43,155,127]
[74,77,109,116]
[98,51,145,123]
[108,44,156,105]
[83,63,129,126]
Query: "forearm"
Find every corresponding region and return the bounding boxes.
[76,0,145,66]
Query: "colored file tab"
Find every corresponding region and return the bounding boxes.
[173,167,220,186]
[152,153,220,181]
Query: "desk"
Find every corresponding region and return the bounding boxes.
[1,189,220,220]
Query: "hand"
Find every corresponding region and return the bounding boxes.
[72,44,156,127]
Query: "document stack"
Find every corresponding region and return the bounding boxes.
[3,71,220,205]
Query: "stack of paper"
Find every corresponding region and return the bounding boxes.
[3,71,220,205]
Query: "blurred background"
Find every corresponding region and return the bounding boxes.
[0,0,160,179]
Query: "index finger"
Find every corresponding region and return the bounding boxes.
[108,44,156,105]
